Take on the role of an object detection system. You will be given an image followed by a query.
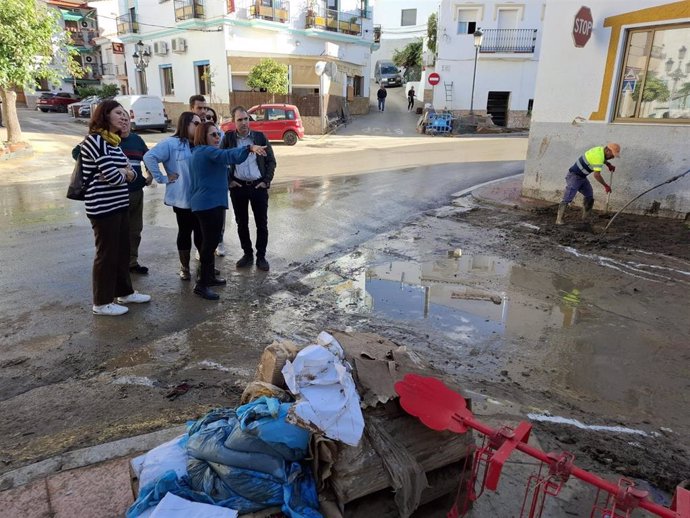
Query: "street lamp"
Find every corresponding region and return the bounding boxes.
[469,28,484,115]
[666,46,688,111]
[132,40,150,94]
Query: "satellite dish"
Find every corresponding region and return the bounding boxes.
[315,61,327,76]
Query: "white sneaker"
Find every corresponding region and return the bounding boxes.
[195,250,201,261]
[215,242,226,257]
[116,291,152,304]
[93,303,128,316]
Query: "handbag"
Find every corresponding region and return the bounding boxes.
[66,143,89,200]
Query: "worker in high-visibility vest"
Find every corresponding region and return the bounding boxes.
[556,143,620,225]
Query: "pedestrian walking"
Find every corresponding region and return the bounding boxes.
[377,85,387,112]
[556,143,620,225]
[80,100,151,316]
[189,121,266,300]
[221,106,276,272]
[143,112,203,280]
[407,85,415,111]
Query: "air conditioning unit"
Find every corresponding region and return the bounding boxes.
[171,37,187,53]
[153,41,168,55]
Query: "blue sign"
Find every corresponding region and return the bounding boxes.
[622,80,636,92]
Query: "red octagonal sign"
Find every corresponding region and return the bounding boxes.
[573,6,593,48]
[428,72,440,86]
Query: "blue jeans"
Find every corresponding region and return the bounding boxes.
[377,98,385,111]
[562,171,593,203]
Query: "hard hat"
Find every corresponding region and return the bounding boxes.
[606,142,621,157]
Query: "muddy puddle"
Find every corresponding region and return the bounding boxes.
[305,252,590,344]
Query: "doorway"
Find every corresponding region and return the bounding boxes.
[487,91,510,126]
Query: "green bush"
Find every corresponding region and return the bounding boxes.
[75,84,120,99]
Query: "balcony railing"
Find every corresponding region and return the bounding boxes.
[479,29,537,54]
[306,6,362,36]
[116,13,138,35]
[175,0,205,21]
[233,0,289,23]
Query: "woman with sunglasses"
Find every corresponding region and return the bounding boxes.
[188,121,266,300]
[143,111,203,280]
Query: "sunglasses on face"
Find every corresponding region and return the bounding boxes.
[236,117,249,122]
[209,132,221,138]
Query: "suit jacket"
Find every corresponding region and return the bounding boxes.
[220,130,276,186]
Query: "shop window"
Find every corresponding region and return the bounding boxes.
[160,65,174,95]
[615,24,690,122]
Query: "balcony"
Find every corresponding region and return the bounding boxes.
[233,0,289,23]
[175,0,205,21]
[479,29,537,54]
[116,13,138,35]
[306,6,362,36]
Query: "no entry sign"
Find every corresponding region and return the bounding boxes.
[428,72,440,86]
[573,6,593,48]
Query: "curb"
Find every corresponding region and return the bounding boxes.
[0,425,186,492]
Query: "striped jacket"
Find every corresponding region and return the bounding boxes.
[80,134,133,219]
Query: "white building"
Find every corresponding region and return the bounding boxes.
[116,0,377,133]
[371,0,439,63]
[431,0,544,127]
[522,0,690,217]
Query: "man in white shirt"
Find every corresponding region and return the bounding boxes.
[220,106,277,271]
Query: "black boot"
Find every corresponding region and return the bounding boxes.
[193,283,219,300]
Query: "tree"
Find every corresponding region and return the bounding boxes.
[247,59,288,100]
[0,0,82,144]
[633,71,670,103]
[427,13,438,56]
[393,38,423,82]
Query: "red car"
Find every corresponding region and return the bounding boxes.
[220,104,304,145]
[37,92,81,113]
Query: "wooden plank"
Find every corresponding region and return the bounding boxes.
[331,402,474,504]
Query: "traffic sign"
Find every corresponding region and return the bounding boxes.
[572,6,593,48]
[428,72,440,86]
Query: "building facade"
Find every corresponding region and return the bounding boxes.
[371,0,439,63]
[431,0,544,127]
[522,0,690,217]
[116,0,377,132]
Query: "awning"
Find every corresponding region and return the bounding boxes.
[61,9,83,22]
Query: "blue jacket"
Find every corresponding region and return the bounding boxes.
[189,145,251,212]
[142,136,193,209]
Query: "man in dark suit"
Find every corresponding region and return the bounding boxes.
[220,106,276,271]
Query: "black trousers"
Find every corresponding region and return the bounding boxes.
[408,97,414,110]
[194,207,225,285]
[230,185,269,258]
[173,206,202,252]
[90,211,133,305]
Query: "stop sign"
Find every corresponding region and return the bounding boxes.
[428,72,440,86]
[573,6,593,48]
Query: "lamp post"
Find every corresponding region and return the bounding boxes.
[665,45,688,112]
[132,40,150,94]
[469,28,484,116]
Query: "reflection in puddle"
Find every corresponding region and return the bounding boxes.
[314,253,588,341]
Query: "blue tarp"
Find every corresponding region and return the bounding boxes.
[127,398,321,518]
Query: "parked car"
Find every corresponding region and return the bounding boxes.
[114,95,169,132]
[36,92,81,113]
[374,60,403,87]
[67,96,101,118]
[220,104,304,145]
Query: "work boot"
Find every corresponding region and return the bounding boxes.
[178,250,191,281]
[582,198,594,222]
[556,202,567,225]
[236,254,254,268]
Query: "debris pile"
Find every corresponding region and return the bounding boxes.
[128,331,474,517]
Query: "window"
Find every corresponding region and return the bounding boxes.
[160,65,174,95]
[353,75,363,97]
[527,98,534,116]
[194,60,211,95]
[457,9,478,34]
[401,8,417,27]
[615,24,690,122]
[251,108,266,121]
[266,108,287,120]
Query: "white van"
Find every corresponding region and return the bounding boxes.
[114,95,169,132]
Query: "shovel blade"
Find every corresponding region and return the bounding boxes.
[395,374,471,433]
